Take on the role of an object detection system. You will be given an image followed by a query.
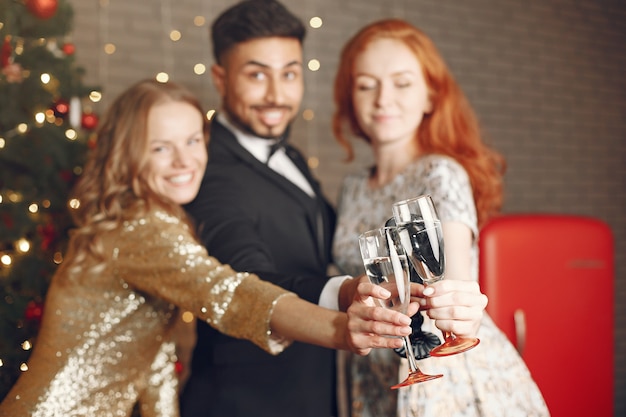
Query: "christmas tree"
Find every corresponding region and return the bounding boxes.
[0,0,99,399]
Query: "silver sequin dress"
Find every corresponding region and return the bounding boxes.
[332,155,550,417]
[0,209,292,417]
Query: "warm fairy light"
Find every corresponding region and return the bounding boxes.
[0,359,3,367]
[45,109,56,123]
[170,30,182,41]
[302,109,315,121]
[104,43,116,54]
[42,199,51,208]
[206,109,215,120]
[20,363,28,371]
[16,239,30,253]
[308,156,319,169]
[194,63,206,75]
[0,137,5,148]
[89,91,102,102]
[194,16,205,26]
[17,123,28,133]
[307,59,320,71]
[21,340,32,351]
[40,73,51,84]
[0,194,3,203]
[156,72,169,83]
[35,112,45,124]
[1,254,11,266]
[8,191,21,203]
[73,165,83,175]
[69,198,80,209]
[28,203,39,213]
[53,252,63,264]
[309,17,323,28]
[182,311,194,323]
[65,129,78,140]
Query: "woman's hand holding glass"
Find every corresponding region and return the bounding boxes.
[415,279,487,341]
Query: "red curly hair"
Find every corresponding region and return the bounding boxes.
[333,19,505,227]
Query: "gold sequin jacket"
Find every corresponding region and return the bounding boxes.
[0,209,292,417]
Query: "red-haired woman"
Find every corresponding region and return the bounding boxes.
[332,19,549,417]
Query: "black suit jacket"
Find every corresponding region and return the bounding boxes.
[180,119,337,417]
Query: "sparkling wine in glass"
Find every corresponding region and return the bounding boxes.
[393,195,479,356]
[359,227,443,388]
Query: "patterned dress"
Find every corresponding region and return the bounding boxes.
[0,208,292,417]
[332,155,550,417]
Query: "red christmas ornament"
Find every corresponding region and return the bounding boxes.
[37,223,57,251]
[1,36,12,68]
[53,99,69,118]
[59,169,73,183]
[62,43,75,55]
[25,0,59,20]
[24,300,44,322]
[87,135,97,149]
[81,112,99,130]
[175,361,184,375]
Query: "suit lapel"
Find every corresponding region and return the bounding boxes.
[210,120,329,265]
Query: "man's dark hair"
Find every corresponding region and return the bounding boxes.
[211,0,306,64]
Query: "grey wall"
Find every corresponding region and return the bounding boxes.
[68,0,626,415]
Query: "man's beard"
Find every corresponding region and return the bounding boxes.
[223,99,294,140]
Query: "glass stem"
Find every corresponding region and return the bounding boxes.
[403,335,419,372]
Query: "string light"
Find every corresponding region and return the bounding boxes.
[302,109,315,121]
[309,17,323,28]
[307,59,320,71]
[16,239,30,254]
[68,198,80,210]
[65,129,78,140]
[103,43,115,55]
[193,64,206,75]
[169,30,182,42]
[89,91,102,103]
[181,311,194,323]
[1,254,12,267]
[156,72,169,83]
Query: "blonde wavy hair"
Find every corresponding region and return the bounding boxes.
[66,79,209,269]
[333,19,505,227]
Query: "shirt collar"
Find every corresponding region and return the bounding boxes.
[217,113,282,163]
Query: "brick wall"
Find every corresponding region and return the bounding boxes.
[68,0,626,415]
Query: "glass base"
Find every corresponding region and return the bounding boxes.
[391,371,443,389]
[429,337,479,357]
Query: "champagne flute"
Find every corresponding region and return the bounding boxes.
[359,227,443,388]
[392,195,479,356]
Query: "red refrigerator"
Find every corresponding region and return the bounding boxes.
[479,214,614,417]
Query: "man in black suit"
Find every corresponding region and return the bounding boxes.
[180,1,355,416]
